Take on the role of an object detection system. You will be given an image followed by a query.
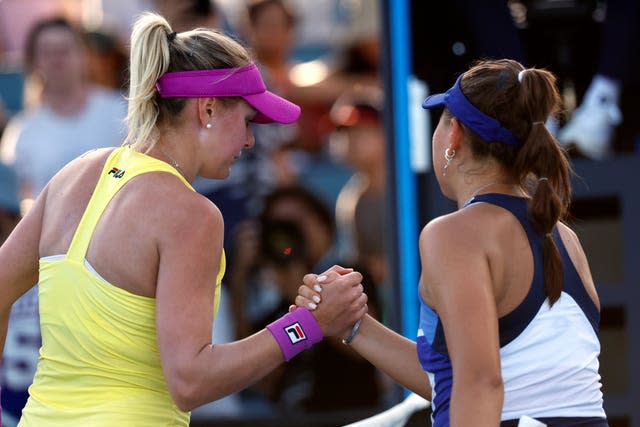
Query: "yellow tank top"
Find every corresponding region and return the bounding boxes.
[19,146,225,426]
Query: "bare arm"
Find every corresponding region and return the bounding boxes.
[155,196,366,411]
[297,273,431,400]
[420,219,503,427]
[0,188,46,357]
[345,314,430,400]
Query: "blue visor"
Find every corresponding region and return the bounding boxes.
[422,74,521,146]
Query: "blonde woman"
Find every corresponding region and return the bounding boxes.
[0,13,366,426]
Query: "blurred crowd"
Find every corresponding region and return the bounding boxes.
[0,0,638,425]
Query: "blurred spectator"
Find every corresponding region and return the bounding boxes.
[83,29,128,91]
[156,0,222,32]
[287,0,381,107]
[329,84,390,320]
[0,17,126,205]
[0,0,79,65]
[81,0,155,48]
[556,0,640,159]
[243,0,297,94]
[229,185,340,340]
[0,162,35,427]
[281,0,381,208]
[411,0,640,159]
[227,184,383,415]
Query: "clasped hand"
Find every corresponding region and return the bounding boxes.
[291,265,367,339]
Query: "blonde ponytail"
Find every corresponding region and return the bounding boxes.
[124,13,173,151]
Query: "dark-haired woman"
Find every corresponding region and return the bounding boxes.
[297,59,608,427]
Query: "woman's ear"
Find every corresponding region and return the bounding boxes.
[196,97,216,128]
[449,117,464,152]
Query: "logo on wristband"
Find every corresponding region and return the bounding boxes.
[285,322,307,344]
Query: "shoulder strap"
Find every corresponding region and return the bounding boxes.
[466,194,548,346]
[465,193,541,241]
[66,146,193,261]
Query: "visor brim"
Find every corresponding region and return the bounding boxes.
[244,90,301,124]
[421,93,447,110]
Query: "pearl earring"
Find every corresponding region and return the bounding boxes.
[206,123,212,129]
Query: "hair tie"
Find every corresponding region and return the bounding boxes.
[538,176,549,182]
[517,69,527,83]
[167,31,177,42]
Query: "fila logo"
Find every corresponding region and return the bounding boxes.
[284,322,307,344]
[108,167,125,178]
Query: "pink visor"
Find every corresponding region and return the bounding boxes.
[156,63,300,124]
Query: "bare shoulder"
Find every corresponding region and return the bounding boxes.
[419,209,486,285]
[557,222,600,308]
[131,173,224,247]
[556,221,579,246]
[45,147,116,193]
[556,222,586,264]
[419,207,488,251]
[418,204,514,301]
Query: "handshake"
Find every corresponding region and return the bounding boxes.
[266,265,369,362]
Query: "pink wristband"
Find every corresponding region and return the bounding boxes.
[266,308,323,361]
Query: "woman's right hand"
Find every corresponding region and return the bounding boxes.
[295,266,367,338]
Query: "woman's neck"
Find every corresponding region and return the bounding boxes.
[146,129,197,183]
[457,179,523,209]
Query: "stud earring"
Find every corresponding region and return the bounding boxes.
[206,123,212,129]
[442,147,456,176]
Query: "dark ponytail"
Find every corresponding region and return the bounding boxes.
[460,60,572,306]
[514,69,572,306]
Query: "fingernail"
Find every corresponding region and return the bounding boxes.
[312,295,321,303]
[317,275,327,283]
[307,302,317,310]
[314,285,323,293]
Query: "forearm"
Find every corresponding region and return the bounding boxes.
[349,315,431,400]
[170,329,285,410]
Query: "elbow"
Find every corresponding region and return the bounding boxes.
[168,377,200,412]
[166,368,204,412]
[480,371,504,395]
[166,364,232,412]
[459,370,504,395]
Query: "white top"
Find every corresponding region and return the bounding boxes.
[1,88,126,197]
[500,292,605,420]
